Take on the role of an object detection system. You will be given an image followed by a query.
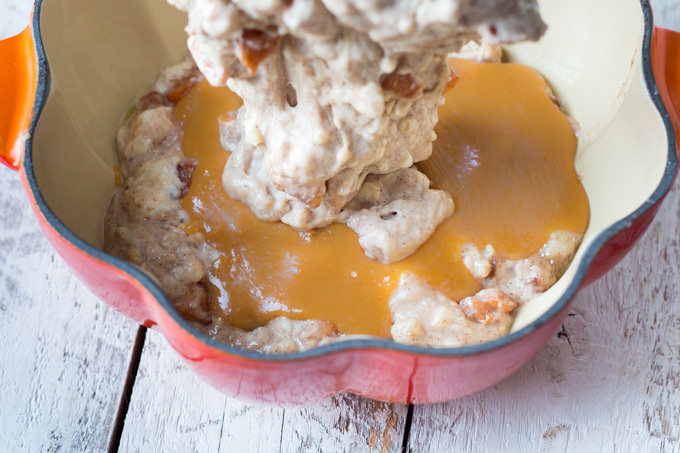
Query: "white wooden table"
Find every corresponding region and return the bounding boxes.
[1,1,679,451]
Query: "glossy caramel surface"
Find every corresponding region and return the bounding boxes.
[175,59,589,337]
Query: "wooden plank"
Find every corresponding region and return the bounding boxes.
[279,395,407,453]
[118,330,288,452]
[0,171,140,451]
[406,178,680,452]
[117,330,229,452]
[0,0,31,39]
[4,0,679,451]
[653,1,680,30]
[218,396,284,453]
[120,329,408,452]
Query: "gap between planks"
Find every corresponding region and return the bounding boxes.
[108,326,148,453]
[401,404,415,453]
[105,325,413,452]
[116,329,410,452]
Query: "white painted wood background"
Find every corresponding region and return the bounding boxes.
[1,1,679,451]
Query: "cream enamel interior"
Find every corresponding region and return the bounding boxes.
[31,0,669,335]
[33,0,187,245]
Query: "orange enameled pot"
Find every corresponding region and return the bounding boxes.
[0,0,678,404]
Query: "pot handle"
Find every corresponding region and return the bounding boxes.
[0,25,38,171]
[653,27,680,159]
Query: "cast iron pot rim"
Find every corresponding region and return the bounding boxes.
[23,0,678,361]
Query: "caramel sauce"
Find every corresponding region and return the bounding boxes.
[175,59,589,338]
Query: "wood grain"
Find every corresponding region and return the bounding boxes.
[119,330,408,452]
[0,171,139,452]
[117,330,227,452]
[653,1,680,30]
[0,0,679,452]
[0,0,30,40]
[406,176,680,452]
[279,394,407,453]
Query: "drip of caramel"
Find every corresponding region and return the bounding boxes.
[175,59,589,338]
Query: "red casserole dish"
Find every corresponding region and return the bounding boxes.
[0,0,678,404]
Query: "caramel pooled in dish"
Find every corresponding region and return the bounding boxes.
[103,0,591,352]
[174,59,588,339]
[168,0,547,263]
